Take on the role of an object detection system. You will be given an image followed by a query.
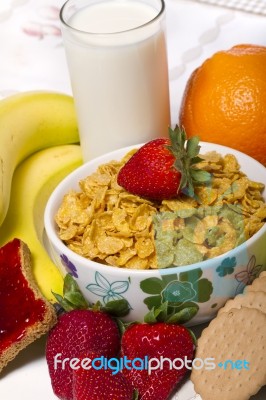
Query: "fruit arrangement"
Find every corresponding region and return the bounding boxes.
[45,275,195,400]
[0,42,266,400]
[0,91,80,226]
[0,91,82,300]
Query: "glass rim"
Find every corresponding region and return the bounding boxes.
[60,0,165,36]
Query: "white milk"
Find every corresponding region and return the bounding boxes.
[61,0,170,160]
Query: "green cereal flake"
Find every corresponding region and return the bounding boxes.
[153,204,246,268]
[205,226,223,247]
[173,238,203,266]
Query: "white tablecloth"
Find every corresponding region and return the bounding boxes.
[0,2,266,399]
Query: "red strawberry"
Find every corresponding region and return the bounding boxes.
[117,126,210,201]
[121,322,194,400]
[46,309,120,400]
[73,351,134,400]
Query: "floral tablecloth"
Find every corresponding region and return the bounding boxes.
[1,0,266,124]
[197,0,266,15]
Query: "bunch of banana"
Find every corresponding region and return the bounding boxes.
[0,91,79,226]
[0,91,83,302]
[0,145,82,301]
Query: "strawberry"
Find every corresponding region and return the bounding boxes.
[73,351,134,400]
[46,309,120,400]
[117,126,210,201]
[121,322,194,400]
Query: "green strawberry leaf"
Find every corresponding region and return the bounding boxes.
[144,308,159,324]
[187,328,197,346]
[101,299,130,317]
[144,301,168,323]
[166,125,212,197]
[132,389,139,400]
[144,301,169,323]
[63,272,79,295]
[63,291,89,309]
[166,306,198,324]
[52,292,77,312]
[186,136,200,158]
[143,301,198,324]
[52,274,89,311]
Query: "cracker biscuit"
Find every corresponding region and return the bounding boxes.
[245,276,266,294]
[191,308,266,400]
[217,290,266,315]
[259,271,266,278]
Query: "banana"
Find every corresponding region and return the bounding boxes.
[0,144,83,302]
[0,91,79,226]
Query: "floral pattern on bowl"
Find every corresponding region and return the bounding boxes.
[86,271,130,305]
[139,267,213,323]
[60,253,78,278]
[234,255,263,295]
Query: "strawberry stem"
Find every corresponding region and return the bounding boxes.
[166,125,211,197]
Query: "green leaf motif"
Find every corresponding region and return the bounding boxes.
[140,277,165,294]
[140,267,213,324]
[143,295,162,311]
[179,268,203,283]
[194,278,213,303]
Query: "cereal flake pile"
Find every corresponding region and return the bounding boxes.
[55,150,266,269]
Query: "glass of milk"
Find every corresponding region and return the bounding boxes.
[60,0,170,160]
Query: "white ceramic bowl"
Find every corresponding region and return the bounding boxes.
[44,142,266,325]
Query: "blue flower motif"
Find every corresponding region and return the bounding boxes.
[234,255,262,295]
[216,257,237,277]
[86,272,129,304]
[60,254,78,278]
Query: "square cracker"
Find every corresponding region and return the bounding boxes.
[191,307,266,400]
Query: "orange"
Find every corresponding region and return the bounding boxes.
[179,44,266,166]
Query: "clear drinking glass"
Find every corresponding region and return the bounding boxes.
[60,0,170,160]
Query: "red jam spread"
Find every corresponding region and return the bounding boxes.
[0,239,46,353]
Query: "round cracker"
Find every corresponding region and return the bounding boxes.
[191,308,266,400]
[218,290,266,316]
[259,270,266,278]
[246,276,266,294]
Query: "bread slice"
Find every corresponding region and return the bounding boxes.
[0,238,57,373]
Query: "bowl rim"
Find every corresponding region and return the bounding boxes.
[44,141,266,276]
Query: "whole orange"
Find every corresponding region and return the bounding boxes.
[179,44,266,166]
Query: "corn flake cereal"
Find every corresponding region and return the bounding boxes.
[55,151,266,269]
